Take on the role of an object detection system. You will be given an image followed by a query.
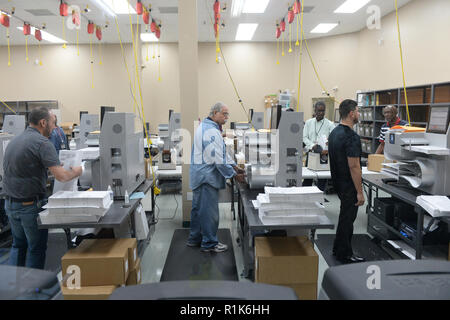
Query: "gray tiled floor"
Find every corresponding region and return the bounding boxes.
[140,190,372,291]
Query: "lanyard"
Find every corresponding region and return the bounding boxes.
[315,120,325,139]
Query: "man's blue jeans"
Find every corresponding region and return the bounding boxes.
[188,183,219,249]
[5,199,48,269]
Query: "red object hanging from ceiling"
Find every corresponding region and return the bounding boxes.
[72,10,81,27]
[35,29,42,41]
[136,1,143,15]
[276,27,281,39]
[60,2,69,16]
[150,20,157,33]
[0,14,10,28]
[214,23,219,38]
[23,23,31,36]
[143,10,150,24]
[214,0,220,14]
[96,26,102,41]
[87,21,95,34]
[293,1,301,15]
[288,9,294,24]
[280,19,286,32]
[155,27,161,39]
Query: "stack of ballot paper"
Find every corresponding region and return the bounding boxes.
[416,195,450,218]
[252,186,325,225]
[39,191,112,224]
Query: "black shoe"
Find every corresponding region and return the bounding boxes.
[336,255,366,264]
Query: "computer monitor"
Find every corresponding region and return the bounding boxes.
[100,106,115,127]
[270,105,282,130]
[427,106,450,134]
[334,109,341,122]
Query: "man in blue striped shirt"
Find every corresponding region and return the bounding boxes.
[375,105,408,154]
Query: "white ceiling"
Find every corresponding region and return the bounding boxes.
[0,0,412,45]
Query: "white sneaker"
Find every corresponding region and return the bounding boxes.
[200,242,228,253]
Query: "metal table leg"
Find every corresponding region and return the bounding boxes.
[63,228,74,250]
[415,207,424,259]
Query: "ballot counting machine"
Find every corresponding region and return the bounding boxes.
[74,114,100,150]
[89,112,146,199]
[383,105,450,196]
[2,115,25,136]
[157,110,181,171]
[242,106,304,189]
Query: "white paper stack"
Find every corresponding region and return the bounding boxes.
[40,191,112,224]
[416,195,450,218]
[254,186,325,225]
[79,147,100,160]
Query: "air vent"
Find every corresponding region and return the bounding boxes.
[301,6,314,13]
[159,7,178,14]
[25,9,56,16]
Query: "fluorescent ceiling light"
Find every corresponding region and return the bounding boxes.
[310,23,338,34]
[140,33,159,42]
[235,23,258,41]
[231,0,245,17]
[334,0,371,13]
[242,0,270,13]
[92,0,136,16]
[17,26,67,44]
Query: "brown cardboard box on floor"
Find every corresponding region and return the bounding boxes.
[254,236,318,300]
[61,284,118,300]
[126,258,141,286]
[61,239,130,287]
[114,238,138,270]
[368,154,393,172]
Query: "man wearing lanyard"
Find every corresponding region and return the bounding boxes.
[49,115,68,154]
[303,101,335,191]
[375,105,408,154]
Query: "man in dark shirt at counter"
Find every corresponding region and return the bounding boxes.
[328,99,365,264]
[3,107,83,269]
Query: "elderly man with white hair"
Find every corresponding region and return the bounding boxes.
[187,102,245,253]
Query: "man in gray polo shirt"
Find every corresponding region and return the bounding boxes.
[3,107,83,269]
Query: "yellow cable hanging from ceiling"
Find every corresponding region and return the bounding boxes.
[77,29,80,56]
[25,36,29,62]
[282,29,285,57]
[0,98,17,114]
[276,36,280,65]
[288,21,292,53]
[295,12,300,46]
[7,27,11,66]
[158,41,161,82]
[395,0,411,126]
[297,0,304,111]
[62,16,67,49]
[153,43,156,59]
[38,42,43,65]
[90,34,94,88]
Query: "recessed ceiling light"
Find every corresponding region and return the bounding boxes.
[92,0,136,16]
[310,23,339,33]
[231,0,245,17]
[334,0,371,14]
[235,23,258,41]
[242,0,270,14]
[17,26,67,44]
[140,33,159,42]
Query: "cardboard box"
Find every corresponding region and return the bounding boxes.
[61,284,118,300]
[60,122,77,135]
[61,239,130,287]
[368,154,394,172]
[282,283,317,300]
[126,258,141,286]
[254,236,318,285]
[114,238,138,270]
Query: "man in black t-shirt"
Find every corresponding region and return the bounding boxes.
[328,99,365,264]
[3,107,83,269]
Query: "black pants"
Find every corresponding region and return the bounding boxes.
[302,178,327,191]
[333,190,358,259]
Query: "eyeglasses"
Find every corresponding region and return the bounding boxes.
[221,112,229,117]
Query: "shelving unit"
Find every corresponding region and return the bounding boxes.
[356,81,450,154]
[0,100,59,128]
